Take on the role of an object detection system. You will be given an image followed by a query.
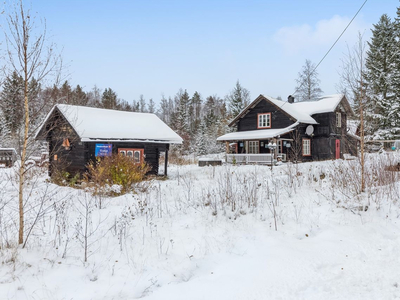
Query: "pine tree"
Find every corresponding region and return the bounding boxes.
[226,80,250,118]
[71,85,88,106]
[294,59,323,102]
[365,14,398,137]
[60,81,73,104]
[101,88,118,109]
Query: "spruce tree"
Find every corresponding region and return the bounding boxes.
[391,7,400,134]
[0,71,24,136]
[226,81,250,118]
[148,98,156,113]
[365,14,398,137]
[189,91,202,136]
[194,120,208,155]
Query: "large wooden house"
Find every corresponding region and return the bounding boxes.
[35,104,183,177]
[217,94,356,164]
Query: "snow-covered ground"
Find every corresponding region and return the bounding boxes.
[1,153,400,300]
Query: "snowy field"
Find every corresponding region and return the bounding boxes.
[1,153,400,300]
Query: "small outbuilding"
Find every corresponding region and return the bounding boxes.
[35,104,183,178]
[0,148,17,167]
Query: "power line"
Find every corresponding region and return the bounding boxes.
[291,0,368,99]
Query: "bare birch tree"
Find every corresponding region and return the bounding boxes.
[3,1,61,245]
[294,59,323,102]
[337,33,367,192]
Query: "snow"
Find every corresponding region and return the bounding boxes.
[347,120,361,140]
[36,104,183,144]
[217,123,298,141]
[1,154,400,299]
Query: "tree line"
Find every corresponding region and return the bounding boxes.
[0,73,251,155]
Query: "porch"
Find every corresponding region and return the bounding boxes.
[226,153,287,165]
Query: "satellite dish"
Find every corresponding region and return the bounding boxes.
[306,125,314,136]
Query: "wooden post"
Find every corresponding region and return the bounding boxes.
[225,142,229,153]
[164,148,169,177]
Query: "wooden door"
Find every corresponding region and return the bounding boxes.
[335,139,340,159]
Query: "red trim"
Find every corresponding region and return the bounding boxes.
[257,113,271,129]
[302,138,311,156]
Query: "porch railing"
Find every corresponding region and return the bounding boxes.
[226,153,286,164]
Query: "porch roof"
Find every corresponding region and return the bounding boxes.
[217,123,297,141]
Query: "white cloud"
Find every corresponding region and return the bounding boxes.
[273,15,369,55]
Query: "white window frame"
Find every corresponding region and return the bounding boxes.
[336,112,342,128]
[302,139,311,156]
[248,141,259,154]
[257,113,271,129]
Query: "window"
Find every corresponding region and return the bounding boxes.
[248,141,259,154]
[317,126,329,135]
[302,139,311,156]
[278,140,282,154]
[257,113,271,129]
[336,112,342,128]
[118,148,144,163]
[134,151,141,163]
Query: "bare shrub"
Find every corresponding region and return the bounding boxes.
[83,154,151,196]
[167,152,195,165]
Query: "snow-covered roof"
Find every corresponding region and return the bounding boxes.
[263,96,318,124]
[347,120,359,136]
[36,104,183,144]
[0,148,17,154]
[229,94,351,126]
[217,123,298,141]
[289,94,347,116]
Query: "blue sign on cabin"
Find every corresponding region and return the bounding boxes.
[95,144,112,157]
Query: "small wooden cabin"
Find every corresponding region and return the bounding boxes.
[217,94,356,163]
[35,105,183,178]
[0,148,17,167]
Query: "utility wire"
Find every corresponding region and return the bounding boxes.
[291,0,368,99]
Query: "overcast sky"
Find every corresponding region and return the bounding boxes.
[2,0,399,104]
